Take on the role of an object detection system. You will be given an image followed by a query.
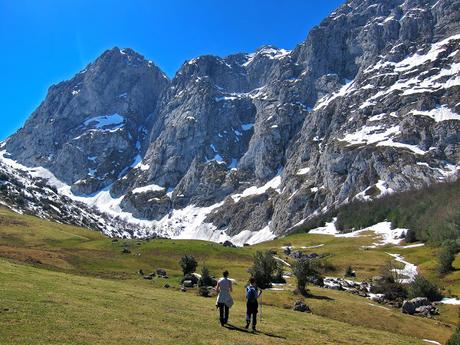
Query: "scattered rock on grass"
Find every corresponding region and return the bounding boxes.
[402,298,436,316]
[293,301,311,313]
[198,286,210,297]
[157,268,167,277]
[183,280,194,288]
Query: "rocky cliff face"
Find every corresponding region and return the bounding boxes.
[3,0,460,243]
[5,48,169,195]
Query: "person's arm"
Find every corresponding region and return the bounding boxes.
[258,288,262,297]
[229,280,233,292]
[216,281,221,293]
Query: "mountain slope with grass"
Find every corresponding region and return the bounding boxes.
[295,178,460,244]
[0,207,458,344]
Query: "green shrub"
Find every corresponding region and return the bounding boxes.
[438,240,458,274]
[407,275,442,302]
[438,248,455,274]
[292,257,320,295]
[248,251,279,289]
[198,266,213,287]
[179,255,198,275]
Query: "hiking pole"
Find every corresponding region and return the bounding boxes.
[259,290,263,323]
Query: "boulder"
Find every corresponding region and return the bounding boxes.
[183,280,194,288]
[223,240,236,248]
[156,268,167,277]
[401,300,416,315]
[293,301,311,313]
[163,284,170,288]
[143,275,153,280]
[182,274,198,285]
[369,294,385,303]
[122,247,131,254]
[410,297,429,309]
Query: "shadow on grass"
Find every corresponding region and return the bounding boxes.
[306,294,334,301]
[224,324,286,339]
[298,289,334,301]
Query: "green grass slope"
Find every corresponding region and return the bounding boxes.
[0,207,457,344]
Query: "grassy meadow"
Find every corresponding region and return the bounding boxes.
[0,207,457,344]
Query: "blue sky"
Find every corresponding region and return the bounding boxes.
[0,0,344,140]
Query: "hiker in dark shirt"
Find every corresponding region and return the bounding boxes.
[245,277,262,331]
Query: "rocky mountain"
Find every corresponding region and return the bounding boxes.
[1,0,459,244]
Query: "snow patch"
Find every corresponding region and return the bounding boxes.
[83,113,124,129]
[231,175,282,203]
[296,167,310,176]
[399,243,425,249]
[440,298,460,305]
[412,105,460,122]
[309,218,339,235]
[132,184,165,194]
[386,253,417,283]
[231,224,276,246]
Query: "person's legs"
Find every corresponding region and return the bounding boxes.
[224,304,229,324]
[252,301,258,331]
[252,311,257,330]
[245,302,251,328]
[218,303,225,326]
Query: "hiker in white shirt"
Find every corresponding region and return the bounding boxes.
[216,270,233,326]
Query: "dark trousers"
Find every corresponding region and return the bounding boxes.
[246,301,258,328]
[218,303,229,324]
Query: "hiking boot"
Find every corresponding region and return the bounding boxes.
[245,321,250,329]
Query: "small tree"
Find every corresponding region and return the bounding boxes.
[199,266,213,287]
[408,275,443,302]
[248,251,279,289]
[292,257,319,295]
[438,240,457,274]
[179,255,198,275]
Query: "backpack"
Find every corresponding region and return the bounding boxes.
[246,285,257,302]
